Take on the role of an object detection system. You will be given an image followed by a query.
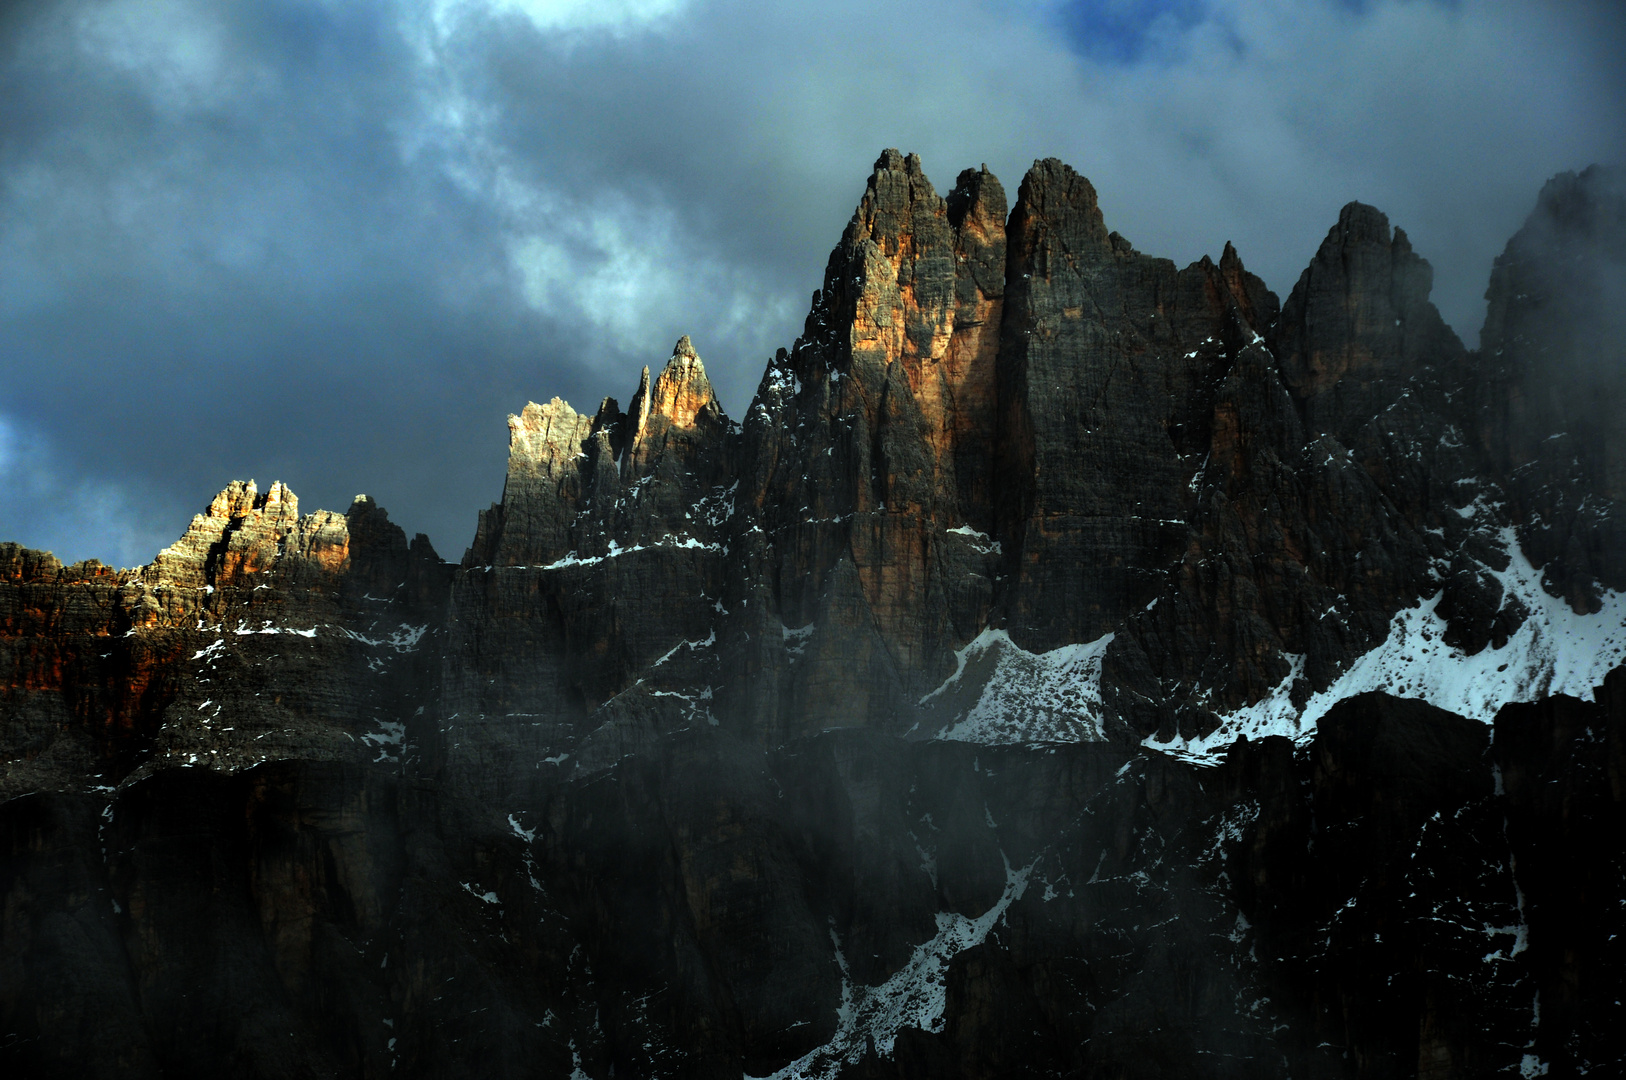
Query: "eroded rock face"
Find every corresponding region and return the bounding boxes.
[0,484,448,802]
[994,158,1278,653]
[433,149,1617,764]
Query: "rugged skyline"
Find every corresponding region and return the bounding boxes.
[4,145,1624,1077]
[2,0,1624,567]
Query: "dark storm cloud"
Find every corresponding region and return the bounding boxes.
[0,0,642,563]
[2,0,1623,566]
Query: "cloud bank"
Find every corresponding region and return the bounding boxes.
[1,0,1621,564]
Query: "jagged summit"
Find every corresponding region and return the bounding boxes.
[1274,199,1466,442]
[438,150,1623,755]
[630,335,724,444]
[14,148,1620,759]
[140,479,422,594]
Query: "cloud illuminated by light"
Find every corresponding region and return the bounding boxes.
[433,0,689,37]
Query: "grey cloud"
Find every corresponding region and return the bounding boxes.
[2,0,1622,565]
[0,413,175,568]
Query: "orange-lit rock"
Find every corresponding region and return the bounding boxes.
[0,484,446,800]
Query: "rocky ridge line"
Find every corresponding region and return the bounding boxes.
[433,153,1625,782]
[2,153,1624,1080]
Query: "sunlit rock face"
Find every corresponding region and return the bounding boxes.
[0,485,447,802]
[3,154,1625,1080]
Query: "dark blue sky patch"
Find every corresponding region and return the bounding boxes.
[1052,0,1209,64]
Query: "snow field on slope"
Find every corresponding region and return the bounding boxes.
[1148,527,1626,758]
[921,629,1114,744]
[748,858,1033,1080]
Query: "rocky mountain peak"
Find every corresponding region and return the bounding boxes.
[1276,200,1463,441]
[463,397,595,567]
[1332,199,1391,245]
[1007,157,1112,260]
[1217,240,1271,329]
[644,336,722,431]
[507,397,593,466]
[619,338,726,489]
[945,165,1003,229]
[136,480,415,591]
[205,478,298,523]
[1476,164,1626,601]
[868,146,929,183]
[152,479,301,586]
[1481,165,1626,489]
[838,147,944,270]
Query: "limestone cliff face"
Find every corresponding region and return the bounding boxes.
[1101,202,1493,737]
[440,336,735,797]
[725,150,1014,737]
[0,485,447,802]
[430,149,1622,763]
[12,149,1608,773]
[6,680,1621,1080]
[995,158,1278,652]
[31,152,1619,783]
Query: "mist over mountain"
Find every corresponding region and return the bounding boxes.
[3,154,1625,1079]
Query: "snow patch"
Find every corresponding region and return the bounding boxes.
[191,639,226,661]
[388,624,427,651]
[341,623,429,652]
[653,629,716,667]
[233,621,319,638]
[945,525,1001,556]
[360,721,406,762]
[922,629,1114,744]
[749,857,1033,1080]
[695,481,739,528]
[782,622,815,658]
[541,535,722,570]
[649,684,718,726]
[1146,528,1626,759]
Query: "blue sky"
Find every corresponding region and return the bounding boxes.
[1053,0,1209,62]
[1,0,1622,565]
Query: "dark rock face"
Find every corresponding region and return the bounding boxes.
[1277,203,1468,443]
[6,687,1621,1078]
[4,153,1625,1078]
[995,159,1278,653]
[1477,165,1626,605]
[424,152,1623,764]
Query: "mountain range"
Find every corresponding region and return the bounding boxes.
[3,150,1623,1079]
